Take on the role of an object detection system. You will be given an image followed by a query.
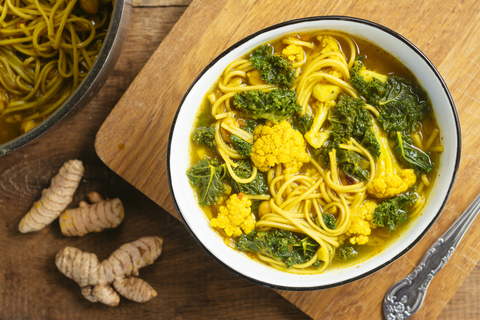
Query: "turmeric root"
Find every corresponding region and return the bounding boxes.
[59,192,124,236]
[19,160,84,233]
[55,236,163,306]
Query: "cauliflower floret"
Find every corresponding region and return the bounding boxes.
[317,35,344,79]
[367,121,417,198]
[367,169,416,198]
[210,193,255,237]
[346,200,377,245]
[251,121,310,174]
[318,35,340,54]
[282,44,303,62]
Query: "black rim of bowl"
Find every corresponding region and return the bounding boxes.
[0,0,129,157]
[167,15,462,291]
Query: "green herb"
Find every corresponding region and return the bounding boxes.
[192,125,216,149]
[372,193,416,232]
[322,213,336,230]
[226,160,268,195]
[336,149,370,182]
[230,134,252,157]
[336,246,358,261]
[377,77,431,135]
[233,89,302,123]
[320,95,380,167]
[236,230,321,268]
[186,158,226,206]
[250,44,295,87]
[394,132,432,174]
[292,113,314,134]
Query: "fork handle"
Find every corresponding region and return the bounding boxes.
[383,193,480,320]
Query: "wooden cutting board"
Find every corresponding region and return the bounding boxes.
[95,0,480,318]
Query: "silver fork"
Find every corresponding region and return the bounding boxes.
[383,192,480,320]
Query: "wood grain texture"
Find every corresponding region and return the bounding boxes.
[94,0,480,319]
[0,0,476,319]
[0,6,307,320]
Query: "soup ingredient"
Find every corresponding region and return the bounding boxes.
[336,246,359,260]
[250,121,310,174]
[377,77,431,135]
[304,101,333,149]
[192,125,216,149]
[250,45,295,86]
[18,160,84,233]
[367,122,416,198]
[187,158,226,206]
[328,95,380,157]
[292,113,313,134]
[55,236,163,306]
[236,229,321,268]
[282,44,304,62]
[394,132,433,174]
[345,200,377,245]
[351,61,431,136]
[337,149,370,182]
[230,134,252,157]
[350,59,387,105]
[233,89,302,123]
[59,192,124,237]
[210,193,254,237]
[226,160,268,195]
[372,193,416,231]
[322,214,336,230]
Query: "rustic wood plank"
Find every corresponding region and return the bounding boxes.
[94,0,480,319]
[132,0,191,7]
[0,6,307,320]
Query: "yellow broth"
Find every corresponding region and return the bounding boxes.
[188,31,442,272]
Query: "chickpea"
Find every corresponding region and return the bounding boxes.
[79,0,99,14]
[220,117,238,143]
[246,70,265,86]
[20,120,38,134]
[258,201,272,217]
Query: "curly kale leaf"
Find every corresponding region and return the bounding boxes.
[322,213,336,230]
[337,149,370,182]
[335,246,358,261]
[372,193,416,232]
[377,77,431,135]
[249,44,295,87]
[320,95,380,166]
[292,113,313,134]
[236,230,320,268]
[241,119,257,134]
[394,132,433,175]
[233,89,302,123]
[192,125,216,149]
[350,58,386,105]
[230,134,252,157]
[186,158,226,206]
[226,160,268,195]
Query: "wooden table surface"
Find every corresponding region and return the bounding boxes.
[0,1,478,319]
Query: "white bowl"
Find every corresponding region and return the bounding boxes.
[167,16,461,290]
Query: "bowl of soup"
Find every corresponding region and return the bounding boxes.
[0,0,131,156]
[168,16,461,290]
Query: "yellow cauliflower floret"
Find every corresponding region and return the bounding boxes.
[251,121,310,174]
[318,35,341,56]
[367,169,416,199]
[210,193,254,237]
[346,200,378,245]
[282,44,303,62]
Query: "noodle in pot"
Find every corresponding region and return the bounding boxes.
[0,0,112,144]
